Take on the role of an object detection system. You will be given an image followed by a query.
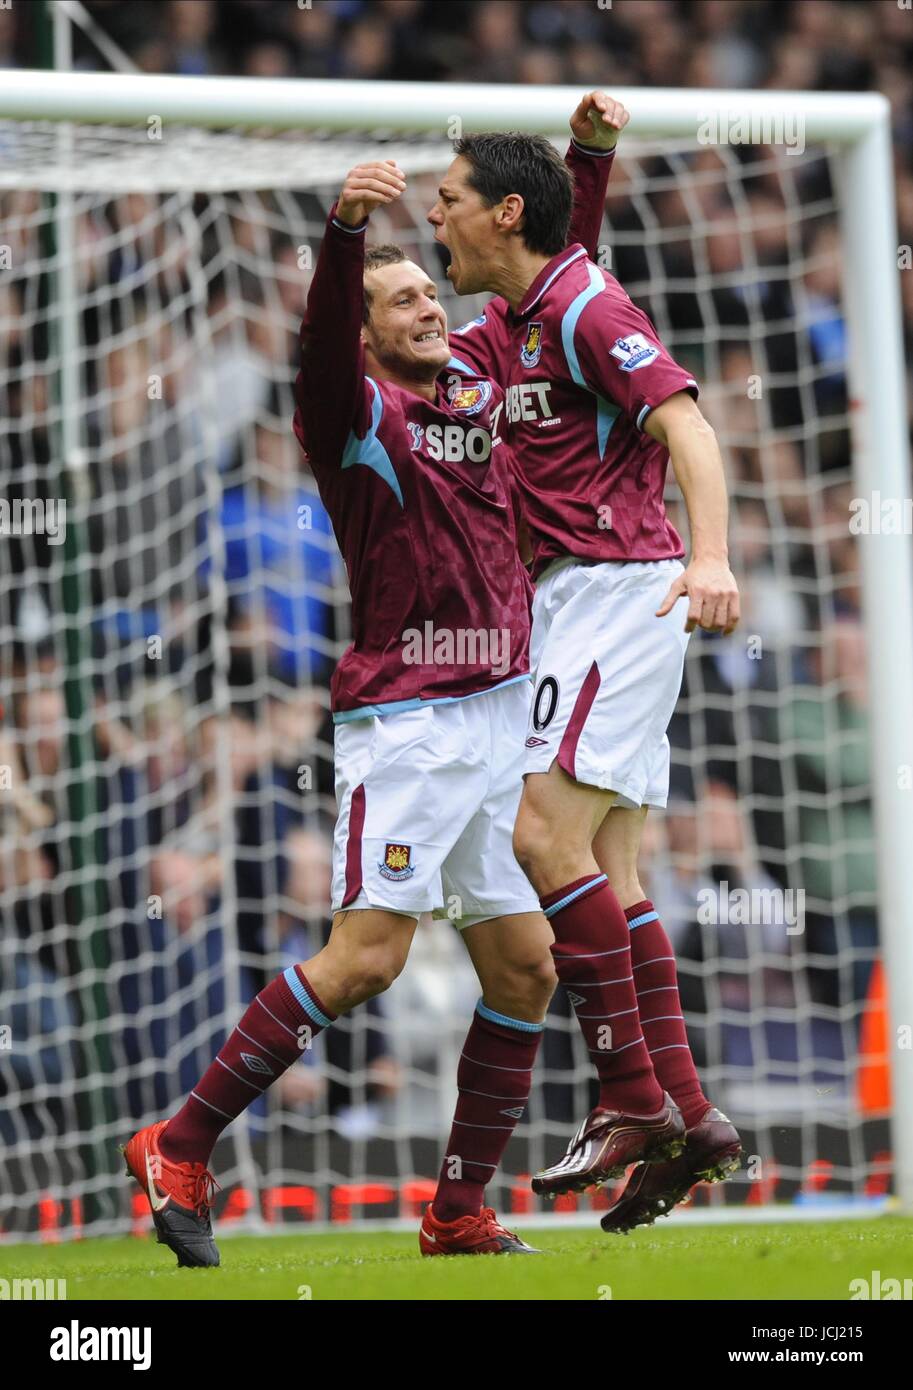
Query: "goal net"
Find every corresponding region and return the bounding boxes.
[0,94,906,1239]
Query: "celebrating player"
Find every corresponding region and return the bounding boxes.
[120,97,683,1264]
[428,121,743,1231]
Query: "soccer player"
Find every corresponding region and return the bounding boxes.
[428,127,743,1231]
[121,96,683,1264]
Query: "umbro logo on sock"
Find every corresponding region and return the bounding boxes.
[240,1052,274,1076]
[500,1106,525,1119]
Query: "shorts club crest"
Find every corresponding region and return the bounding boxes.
[379,842,415,881]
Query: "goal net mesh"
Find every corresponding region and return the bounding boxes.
[0,118,887,1239]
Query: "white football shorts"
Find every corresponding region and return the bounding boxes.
[523,557,691,808]
[332,678,540,928]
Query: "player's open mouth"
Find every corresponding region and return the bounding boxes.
[413,330,442,342]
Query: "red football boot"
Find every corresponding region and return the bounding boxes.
[420,1204,540,1256]
[121,1120,221,1267]
[600,1105,742,1234]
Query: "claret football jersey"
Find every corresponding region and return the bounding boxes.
[490,243,698,579]
[293,210,532,719]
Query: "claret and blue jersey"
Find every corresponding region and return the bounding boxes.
[450,242,699,579]
[293,209,532,720]
[291,142,628,718]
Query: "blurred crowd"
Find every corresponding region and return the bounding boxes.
[2,0,910,1191]
[4,0,907,113]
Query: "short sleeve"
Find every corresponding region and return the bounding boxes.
[574,289,698,432]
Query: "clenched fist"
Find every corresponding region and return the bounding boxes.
[336,161,407,227]
[570,91,630,151]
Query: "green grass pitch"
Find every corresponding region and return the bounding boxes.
[2,1217,910,1300]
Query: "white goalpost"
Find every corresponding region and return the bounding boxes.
[1,63,911,1239]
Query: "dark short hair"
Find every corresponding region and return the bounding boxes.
[452,132,573,256]
[363,243,407,324]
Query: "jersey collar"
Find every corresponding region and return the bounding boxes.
[514,243,588,319]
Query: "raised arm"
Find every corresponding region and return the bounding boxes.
[294,161,406,464]
[566,90,628,259]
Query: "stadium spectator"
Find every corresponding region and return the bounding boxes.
[769,618,877,1011]
[168,0,219,77]
[647,783,799,1072]
[219,419,338,688]
[799,221,848,419]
